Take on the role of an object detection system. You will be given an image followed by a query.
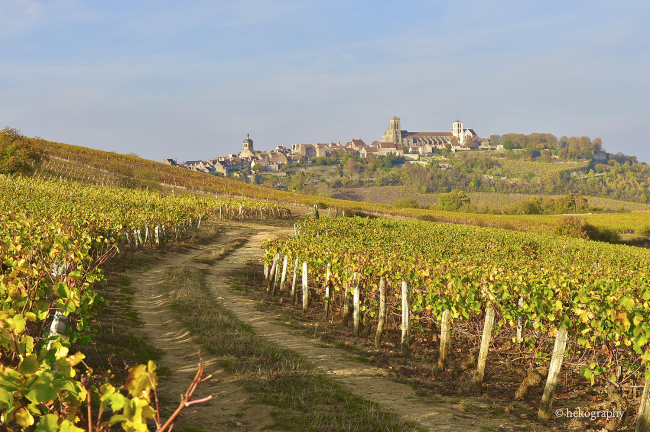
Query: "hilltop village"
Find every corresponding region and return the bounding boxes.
[163,118,494,176]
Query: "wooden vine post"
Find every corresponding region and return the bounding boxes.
[302,261,309,313]
[438,309,451,372]
[277,255,289,302]
[474,304,495,388]
[323,263,331,320]
[538,327,569,421]
[375,277,387,348]
[271,254,282,296]
[342,273,354,326]
[401,281,410,356]
[291,256,300,304]
[636,367,650,432]
[516,297,524,343]
[267,254,279,293]
[353,277,360,336]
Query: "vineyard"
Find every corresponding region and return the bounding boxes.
[263,216,650,429]
[0,175,289,431]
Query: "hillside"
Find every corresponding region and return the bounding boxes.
[26,137,650,240]
[257,151,650,207]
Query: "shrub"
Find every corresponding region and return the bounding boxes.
[553,216,591,240]
[637,225,650,237]
[596,228,621,244]
[553,216,621,243]
[393,198,420,209]
[417,214,437,222]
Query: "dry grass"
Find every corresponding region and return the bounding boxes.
[192,238,247,265]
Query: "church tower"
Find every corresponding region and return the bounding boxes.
[240,134,255,158]
[382,116,402,144]
[452,120,464,142]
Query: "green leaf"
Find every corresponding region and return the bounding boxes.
[17,355,39,375]
[13,314,26,333]
[59,419,85,432]
[0,387,13,410]
[67,271,83,280]
[53,282,68,298]
[35,414,60,432]
[25,373,57,403]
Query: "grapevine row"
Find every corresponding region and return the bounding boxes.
[263,216,650,425]
[0,175,289,430]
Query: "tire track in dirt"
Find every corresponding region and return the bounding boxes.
[129,229,278,432]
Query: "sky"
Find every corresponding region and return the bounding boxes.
[1,0,649,163]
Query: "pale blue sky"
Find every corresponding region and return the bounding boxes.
[1,0,649,162]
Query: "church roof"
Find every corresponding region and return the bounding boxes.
[405,132,453,137]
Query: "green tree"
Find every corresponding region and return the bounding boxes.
[343,157,361,179]
[592,137,603,151]
[290,171,306,191]
[503,140,514,151]
[0,127,48,175]
[489,134,501,146]
[438,190,471,211]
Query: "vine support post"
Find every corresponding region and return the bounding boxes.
[291,256,300,304]
[271,254,282,296]
[438,309,451,372]
[516,297,524,343]
[636,367,650,432]
[353,277,360,336]
[302,261,308,313]
[474,304,495,388]
[278,255,289,302]
[375,277,387,349]
[264,263,269,285]
[401,281,410,356]
[538,327,569,421]
[267,254,279,293]
[323,264,331,320]
[342,273,353,326]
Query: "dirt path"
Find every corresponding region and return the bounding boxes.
[129,222,550,432]
[130,230,277,432]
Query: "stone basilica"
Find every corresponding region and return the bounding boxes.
[381,117,478,148]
